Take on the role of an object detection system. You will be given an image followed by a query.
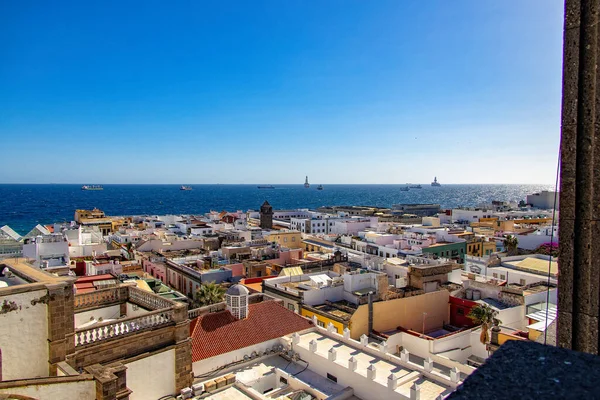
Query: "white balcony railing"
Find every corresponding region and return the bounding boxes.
[74,308,175,347]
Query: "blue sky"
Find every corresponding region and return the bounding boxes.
[0,1,564,184]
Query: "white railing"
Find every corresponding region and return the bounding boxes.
[74,287,120,309]
[74,308,175,347]
[128,286,174,310]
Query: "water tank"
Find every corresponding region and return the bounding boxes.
[472,290,481,300]
[465,289,473,300]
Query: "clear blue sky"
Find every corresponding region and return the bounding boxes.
[0,1,564,184]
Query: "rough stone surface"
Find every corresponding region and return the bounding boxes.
[558,0,600,354]
[448,341,600,399]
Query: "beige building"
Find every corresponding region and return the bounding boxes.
[267,230,302,249]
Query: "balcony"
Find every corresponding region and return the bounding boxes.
[73,284,184,348]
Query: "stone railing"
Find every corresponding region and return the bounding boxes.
[74,287,121,309]
[74,308,175,347]
[128,286,175,310]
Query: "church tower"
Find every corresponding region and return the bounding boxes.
[259,200,273,229]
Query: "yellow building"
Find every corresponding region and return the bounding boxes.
[267,230,302,249]
[466,238,496,257]
[302,290,451,341]
[74,208,113,235]
[301,306,347,334]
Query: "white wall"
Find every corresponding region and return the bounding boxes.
[515,233,558,251]
[303,285,344,307]
[497,305,526,329]
[192,338,281,376]
[74,304,121,328]
[0,379,96,400]
[126,302,151,317]
[0,289,50,380]
[69,243,107,258]
[126,349,176,400]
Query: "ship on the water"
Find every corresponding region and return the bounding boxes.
[409,184,422,189]
[180,186,193,191]
[317,185,323,190]
[400,186,410,192]
[304,176,310,188]
[431,177,441,187]
[257,185,275,189]
[81,185,103,191]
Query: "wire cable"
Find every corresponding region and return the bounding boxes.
[544,148,561,345]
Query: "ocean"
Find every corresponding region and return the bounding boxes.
[0,184,553,235]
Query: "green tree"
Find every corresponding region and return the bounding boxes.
[193,281,225,308]
[468,304,501,346]
[503,235,519,256]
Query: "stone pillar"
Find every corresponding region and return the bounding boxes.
[558,0,600,355]
[86,364,119,400]
[173,303,193,391]
[46,281,75,375]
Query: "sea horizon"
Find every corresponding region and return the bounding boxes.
[0,183,555,235]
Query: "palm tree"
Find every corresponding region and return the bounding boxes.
[468,304,501,346]
[503,235,519,256]
[193,281,225,308]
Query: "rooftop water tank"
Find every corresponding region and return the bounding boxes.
[465,289,473,300]
[472,290,481,300]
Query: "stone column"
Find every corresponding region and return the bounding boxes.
[173,303,193,391]
[558,0,600,355]
[46,280,76,375]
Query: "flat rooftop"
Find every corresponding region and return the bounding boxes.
[311,303,354,320]
[504,257,558,276]
[295,331,453,399]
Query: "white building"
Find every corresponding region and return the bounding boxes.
[22,234,70,268]
[190,326,468,400]
[526,191,559,209]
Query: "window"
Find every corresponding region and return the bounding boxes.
[520,279,526,285]
[317,320,325,327]
[493,273,498,278]
[327,373,338,383]
[280,377,288,385]
[292,237,295,242]
[457,308,465,316]
[284,238,288,243]
[288,304,295,312]
[500,274,506,280]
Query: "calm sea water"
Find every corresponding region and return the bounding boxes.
[0,184,553,235]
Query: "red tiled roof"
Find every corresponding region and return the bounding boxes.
[190,301,313,362]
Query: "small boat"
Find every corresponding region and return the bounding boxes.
[81,185,103,191]
[180,186,193,191]
[317,185,323,190]
[304,176,310,188]
[431,177,441,187]
[257,185,275,189]
[409,184,422,189]
[400,186,410,192]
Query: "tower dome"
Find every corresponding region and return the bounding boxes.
[226,284,249,319]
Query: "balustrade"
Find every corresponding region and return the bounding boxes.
[74,308,174,347]
[74,287,120,309]
[128,286,174,310]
